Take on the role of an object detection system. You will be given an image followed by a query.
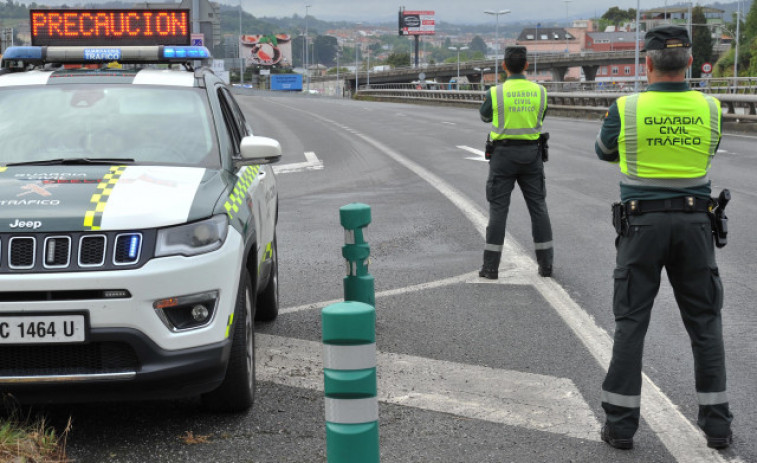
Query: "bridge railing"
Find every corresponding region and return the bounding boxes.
[355,87,757,121]
[360,77,757,95]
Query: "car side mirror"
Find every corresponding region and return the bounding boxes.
[235,135,282,166]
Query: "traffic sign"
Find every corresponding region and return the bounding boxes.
[701,62,712,73]
[191,33,204,47]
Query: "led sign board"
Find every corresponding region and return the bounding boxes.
[30,9,191,46]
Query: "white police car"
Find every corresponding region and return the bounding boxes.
[0,8,280,412]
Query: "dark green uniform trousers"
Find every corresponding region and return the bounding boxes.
[483,143,553,271]
[602,210,733,439]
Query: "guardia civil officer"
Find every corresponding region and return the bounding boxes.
[595,26,733,450]
[479,46,553,279]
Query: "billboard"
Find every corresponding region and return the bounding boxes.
[270,74,303,91]
[399,10,435,36]
[240,34,292,67]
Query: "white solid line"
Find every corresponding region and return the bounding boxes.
[258,334,601,441]
[267,101,736,461]
[280,272,479,316]
[343,128,730,462]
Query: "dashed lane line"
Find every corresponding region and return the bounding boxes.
[258,334,601,442]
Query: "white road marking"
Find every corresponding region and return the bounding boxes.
[280,271,479,316]
[273,151,324,174]
[457,145,488,162]
[258,334,601,442]
[442,121,456,125]
[268,101,736,461]
[338,127,732,462]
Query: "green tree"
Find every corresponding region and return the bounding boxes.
[386,52,411,68]
[469,35,487,55]
[313,35,337,67]
[691,6,713,78]
[601,7,636,27]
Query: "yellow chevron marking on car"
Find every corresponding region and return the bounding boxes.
[225,313,234,338]
[259,241,272,271]
[224,165,260,219]
[84,165,126,230]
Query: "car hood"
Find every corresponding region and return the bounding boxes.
[0,165,224,233]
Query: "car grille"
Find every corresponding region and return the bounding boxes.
[0,231,154,273]
[0,342,139,376]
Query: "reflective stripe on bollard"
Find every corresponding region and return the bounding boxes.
[322,301,379,463]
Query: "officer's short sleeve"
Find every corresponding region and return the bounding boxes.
[595,102,620,162]
[480,91,493,123]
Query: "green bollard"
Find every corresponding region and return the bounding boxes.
[322,301,379,463]
[340,203,374,306]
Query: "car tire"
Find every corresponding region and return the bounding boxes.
[255,236,279,322]
[201,269,255,413]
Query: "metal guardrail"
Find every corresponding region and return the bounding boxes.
[355,87,757,121]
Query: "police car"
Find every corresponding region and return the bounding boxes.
[0,8,280,412]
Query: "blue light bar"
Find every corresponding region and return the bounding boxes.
[162,46,210,60]
[2,46,44,60]
[128,235,140,260]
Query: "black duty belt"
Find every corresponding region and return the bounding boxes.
[492,139,539,146]
[625,196,711,215]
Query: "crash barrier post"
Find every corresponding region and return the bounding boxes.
[322,301,379,462]
[340,203,374,306]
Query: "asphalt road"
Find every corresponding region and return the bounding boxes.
[48,94,757,463]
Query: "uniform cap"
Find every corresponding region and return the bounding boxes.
[504,46,527,59]
[642,26,691,51]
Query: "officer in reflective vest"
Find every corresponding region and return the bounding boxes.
[595,26,733,450]
[479,46,553,280]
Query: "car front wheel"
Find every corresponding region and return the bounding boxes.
[201,269,255,412]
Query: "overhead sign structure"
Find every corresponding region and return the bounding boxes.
[399,10,435,36]
[30,9,190,46]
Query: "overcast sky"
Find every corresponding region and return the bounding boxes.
[241,1,659,24]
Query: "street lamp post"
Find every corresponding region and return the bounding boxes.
[305,5,311,93]
[484,9,511,86]
[634,0,641,92]
[474,67,491,91]
[448,46,469,90]
[734,0,742,90]
[534,23,541,79]
[238,0,244,85]
[355,24,362,94]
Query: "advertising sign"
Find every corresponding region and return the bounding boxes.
[240,34,292,67]
[30,9,190,46]
[399,10,435,36]
[270,74,302,91]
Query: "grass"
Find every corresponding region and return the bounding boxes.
[0,397,71,463]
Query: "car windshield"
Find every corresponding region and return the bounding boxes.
[0,84,219,166]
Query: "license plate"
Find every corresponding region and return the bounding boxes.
[0,315,86,344]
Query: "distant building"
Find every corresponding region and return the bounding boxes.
[516,26,581,81]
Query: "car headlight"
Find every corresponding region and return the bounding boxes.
[155,215,228,257]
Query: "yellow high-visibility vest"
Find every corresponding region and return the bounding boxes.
[616,90,721,184]
[490,78,547,141]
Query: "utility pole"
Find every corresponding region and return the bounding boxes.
[484,9,511,86]
[305,5,311,93]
